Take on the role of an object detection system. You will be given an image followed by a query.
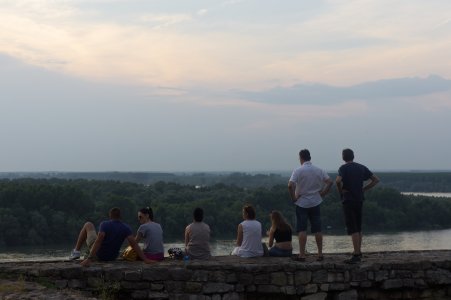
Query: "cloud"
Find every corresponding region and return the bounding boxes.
[138,13,192,28]
[237,75,451,105]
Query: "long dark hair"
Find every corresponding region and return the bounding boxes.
[271,210,291,232]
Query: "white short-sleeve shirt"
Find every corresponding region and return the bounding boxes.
[289,161,330,208]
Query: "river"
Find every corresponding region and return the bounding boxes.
[1,228,450,262]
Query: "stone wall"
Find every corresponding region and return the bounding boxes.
[1,250,451,300]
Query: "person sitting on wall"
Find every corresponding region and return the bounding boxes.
[69,207,153,266]
[267,210,293,257]
[231,204,264,258]
[135,207,165,261]
[185,207,211,260]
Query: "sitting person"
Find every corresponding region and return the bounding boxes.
[185,207,211,260]
[267,210,293,257]
[69,207,152,266]
[232,204,264,257]
[135,207,165,261]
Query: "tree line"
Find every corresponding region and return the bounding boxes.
[0,178,451,247]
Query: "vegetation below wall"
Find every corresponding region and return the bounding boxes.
[0,176,451,247]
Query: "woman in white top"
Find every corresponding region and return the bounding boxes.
[232,204,263,258]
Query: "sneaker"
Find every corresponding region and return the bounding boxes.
[69,249,81,260]
[344,255,361,264]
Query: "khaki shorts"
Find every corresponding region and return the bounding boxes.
[83,230,98,259]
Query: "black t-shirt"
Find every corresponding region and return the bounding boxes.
[274,228,292,243]
[338,162,373,202]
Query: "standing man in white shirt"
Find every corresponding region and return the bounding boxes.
[288,149,333,261]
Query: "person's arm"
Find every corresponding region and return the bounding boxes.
[320,178,333,197]
[363,175,380,192]
[184,226,190,248]
[236,224,243,246]
[335,176,343,196]
[268,227,275,248]
[288,181,297,202]
[135,231,143,243]
[80,232,105,267]
[126,235,155,264]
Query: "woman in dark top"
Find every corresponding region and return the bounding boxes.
[267,210,293,257]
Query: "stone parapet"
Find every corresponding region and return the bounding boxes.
[1,250,451,299]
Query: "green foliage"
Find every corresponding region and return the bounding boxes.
[0,175,451,247]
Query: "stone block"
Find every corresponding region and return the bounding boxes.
[121,281,149,289]
[148,291,169,299]
[402,278,415,288]
[287,273,294,285]
[235,284,245,292]
[171,268,193,281]
[54,279,68,289]
[281,286,296,295]
[164,281,185,293]
[124,270,142,281]
[68,279,86,288]
[86,277,103,288]
[312,270,328,283]
[319,284,329,291]
[238,273,253,285]
[203,282,234,294]
[300,292,327,300]
[39,267,61,277]
[327,272,344,282]
[61,266,83,279]
[328,283,349,291]
[105,269,124,281]
[375,270,389,282]
[414,279,427,288]
[336,289,358,300]
[270,272,287,286]
[226,273,238,283]
[295,271,312,285]
[185,282,203,294]
[192,270,209,282]
[143,268,170,281]
[151,283,165,291]
[254,273,270,284]
[296,285,306,295]
[361,281,372,288]
[351,270,367,281]
[131,290,149,299]
[257,284,280,293]
[208,271,226,282]
[222,292,240,300]
[304,284,318,294]
[363,289,381,300]
[246,285,256,292]
[382,279,403,289]
[426,270,451,285]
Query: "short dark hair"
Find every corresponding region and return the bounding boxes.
[109,207,121,219]
[243,204,256,220]
[342,148,354,162]
[299,149,311,161]
[139,207,154,221]
[193,207,204,222]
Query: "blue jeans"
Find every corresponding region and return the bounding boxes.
[268,247,292,257]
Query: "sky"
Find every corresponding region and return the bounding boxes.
[1,0,451,172]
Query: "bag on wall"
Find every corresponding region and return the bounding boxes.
[121,245,138,261]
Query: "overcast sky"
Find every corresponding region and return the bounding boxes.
[1,0,451,172]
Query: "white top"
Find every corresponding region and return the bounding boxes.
[185,222,211,260]
[289,161,330,208]
[236,220,263,258]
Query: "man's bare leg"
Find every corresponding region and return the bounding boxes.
[298,231,307,259]
[315,232,323,258]
[74,222,95,251]
[351,232,361,255]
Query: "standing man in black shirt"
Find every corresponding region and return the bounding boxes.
[336,148,379,263]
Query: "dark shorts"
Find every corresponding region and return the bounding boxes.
[342,200,363,235]
[295,205,322,233]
